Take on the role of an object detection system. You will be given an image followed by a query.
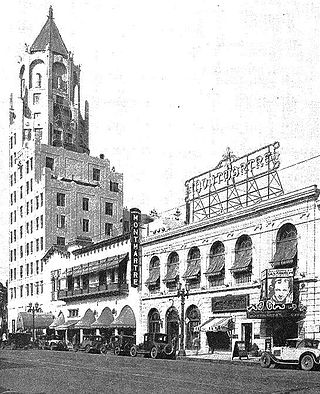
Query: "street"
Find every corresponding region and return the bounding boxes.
[1,349,320,394]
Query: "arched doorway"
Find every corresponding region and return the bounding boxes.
[166,307,179,342]
[148,308,161,333]
[186,305,201,350]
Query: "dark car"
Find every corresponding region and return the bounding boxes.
[38,335,68,351]
[1,332,32,350]
[111,335,136,356]
[77,335,106,353]
[130,333,176,359]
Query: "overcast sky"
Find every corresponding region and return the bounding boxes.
[0,0,320,280]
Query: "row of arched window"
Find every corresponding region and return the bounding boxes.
[146,223,298,289]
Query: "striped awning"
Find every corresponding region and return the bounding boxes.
[91,307,114,328]
[74,309,96,329]
[49,311,65,328]
[110,306,136,329]
[163,264,178,283]
[17,312,54,330]
[194,317,232,332]
[230,249,252,273]
[205,254,225,277]
[55,319,79,331]
[145,268,160,286]
[272,239,297,268]
[183,260,200,279]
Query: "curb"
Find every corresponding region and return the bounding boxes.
[179,356,260,367]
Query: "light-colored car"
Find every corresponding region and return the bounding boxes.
[260,338,320,371]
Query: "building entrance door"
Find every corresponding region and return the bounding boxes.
[241,323,252,351]
[166,307,179,342]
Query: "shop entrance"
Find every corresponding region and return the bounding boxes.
[166,307,179,342]
[206,331,230,350]
[267,317,298,346]
[241,323,252,351]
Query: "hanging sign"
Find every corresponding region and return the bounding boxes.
[130,208,141,287]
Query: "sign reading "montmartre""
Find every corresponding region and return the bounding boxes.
[130,208,141,288]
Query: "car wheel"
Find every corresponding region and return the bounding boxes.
[85,345,91,353]
[260,352,272,368]
[114,346,121,356]
[150,346,158,359]
[130,345,137,357]
[50,343,55,351]
[300,354,315,371]
[100,345,107,355]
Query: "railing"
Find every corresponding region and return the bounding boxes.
[57,282,129,300]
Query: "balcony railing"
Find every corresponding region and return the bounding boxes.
[57,282,129,300]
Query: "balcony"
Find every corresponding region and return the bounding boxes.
[57,282,129,301]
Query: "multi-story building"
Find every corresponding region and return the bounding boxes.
[141,143,320,354]
[8,7,123,332]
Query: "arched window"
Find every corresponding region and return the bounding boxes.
[53,62,67,91]
[272,223,297,268]
[231,235,252,284]
[183,247,201,287]
[206,241,225,286]
[163,252,179,288]
[36,73,42,88]
[148,308,161,333]
[145,256,160,291]
[165,307,179,342]
[186,305,201,350]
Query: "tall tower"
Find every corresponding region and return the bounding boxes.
[8,7,124,332]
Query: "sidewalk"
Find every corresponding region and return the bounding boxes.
[181,350,261,366]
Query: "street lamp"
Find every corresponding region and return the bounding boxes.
[27,302,42,341]
[177,281,189,357]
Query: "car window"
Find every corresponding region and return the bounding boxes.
[285,340,297,348]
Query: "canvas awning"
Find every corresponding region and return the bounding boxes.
[17,312,54,330]
[91,307,114,328]
[272,239,297,268]
[183,260,201,279]
[55,319,79,331]
[110,306,136,329]
[163,264,178,283]
[74,309,96,329]
[230,249,252,273]
[49,312,65,328]
[145,268,160,286]
[205,254,225,277]
[194,317,232,332]
[106,253,128,269]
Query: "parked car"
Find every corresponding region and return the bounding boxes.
[38,335,68,351]
[111,335,136,356]
[260,338,320,371]
[77,335,106,354]
[1,332,32,350]
[129,332,177,359]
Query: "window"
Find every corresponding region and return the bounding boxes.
[232,235,252,284]
[26,222,29,234]
[20,226,23,238]
[13,191,16,203]
[20,186,23,199]
[10,269,13,281]
[10,174,13,186]
[33,93,40,105]
[26,264,29,276]
[20,246,23,258]
[20,206,23,218]
[30,262,33,275]
[36,73,42,88]
[46,157,54,170]
[30,179,33,192]
[82,197,89,211]
[40,237,43,250]
[40,215,43,228]
[20,285,23,298]
[93,168,100,181]
[14,287,16,299]
[13,230,16,242]
[110,181,119,192]
[41,261,43,272]
[57,237,65,246]
[146,256,160,290]
[82,219,89,232]
[57,193,65,206]
[30,221,33,233]
[26,284,29,296]
[20,265,23,278]
[40,193,43,206]
[14,172,16,183]
[68,309,79,318]
[30,283,33,296]
[36,238,39,252]
[36,217,39,230]
[57,214,65,229]
[272,223,298,269]
[30,158,33,171]
[13,249,16,261]
[34,113,40,119]
[36,196,39,209]
[207,241,225,287]
[10,212,13,224]
[36,261,39,275]
[19,165,23,179]
[105,223,113,236]
[105,202,113,216]
[14,210,16,222]
[26,160,29,174]
[26,202,29,215]
[14,268,16,280]
[30,200,33,213]
[40,281,43,294]
[26,243,29,256]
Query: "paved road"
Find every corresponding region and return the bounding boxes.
[1,349,320,394]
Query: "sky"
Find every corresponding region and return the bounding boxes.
[0,0,320,279]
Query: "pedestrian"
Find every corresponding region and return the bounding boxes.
[193,335,200,355]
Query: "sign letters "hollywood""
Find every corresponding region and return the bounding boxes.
[130,208,141,287]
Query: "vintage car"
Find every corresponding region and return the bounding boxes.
[260,338,320,371]
[38,335,68,351]
[1,332,32,350]
[77,335,106,353]
[129,332,176,359]
[111,335,136,356]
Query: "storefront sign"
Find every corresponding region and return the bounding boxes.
[130,208,141,288]
[212,295,249,313]
[247,300,306,319]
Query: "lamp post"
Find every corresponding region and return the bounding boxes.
[177,281,189,357]
[27,302,42,342]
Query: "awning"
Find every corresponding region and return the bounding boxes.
[272,239,297,268]
[145,268,160,286]
[205,254,225,277]
[230,249,252,273]
[163,264,178,283]
[194,317,232,332]
[74,309,96,329]
[91,307,114,328]
[55,319,79,331]
[183,260,201,279]
[17,312,54,330]
[106,253,128,269]
[49,311,65,328]
[110,305,136,329]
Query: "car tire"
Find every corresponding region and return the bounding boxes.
[100,345,107,355]
[260,352,272,368]
[130,345,137,357]
[150,346,158,359]
[114,346,121,356]
[85,345,91,353]
[50,343,55,351]
[300,354,315,371]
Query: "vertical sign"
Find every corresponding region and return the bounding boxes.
[130,208,141,287]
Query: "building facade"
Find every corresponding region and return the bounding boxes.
[141,145,320,353]
[8,8,123,332]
